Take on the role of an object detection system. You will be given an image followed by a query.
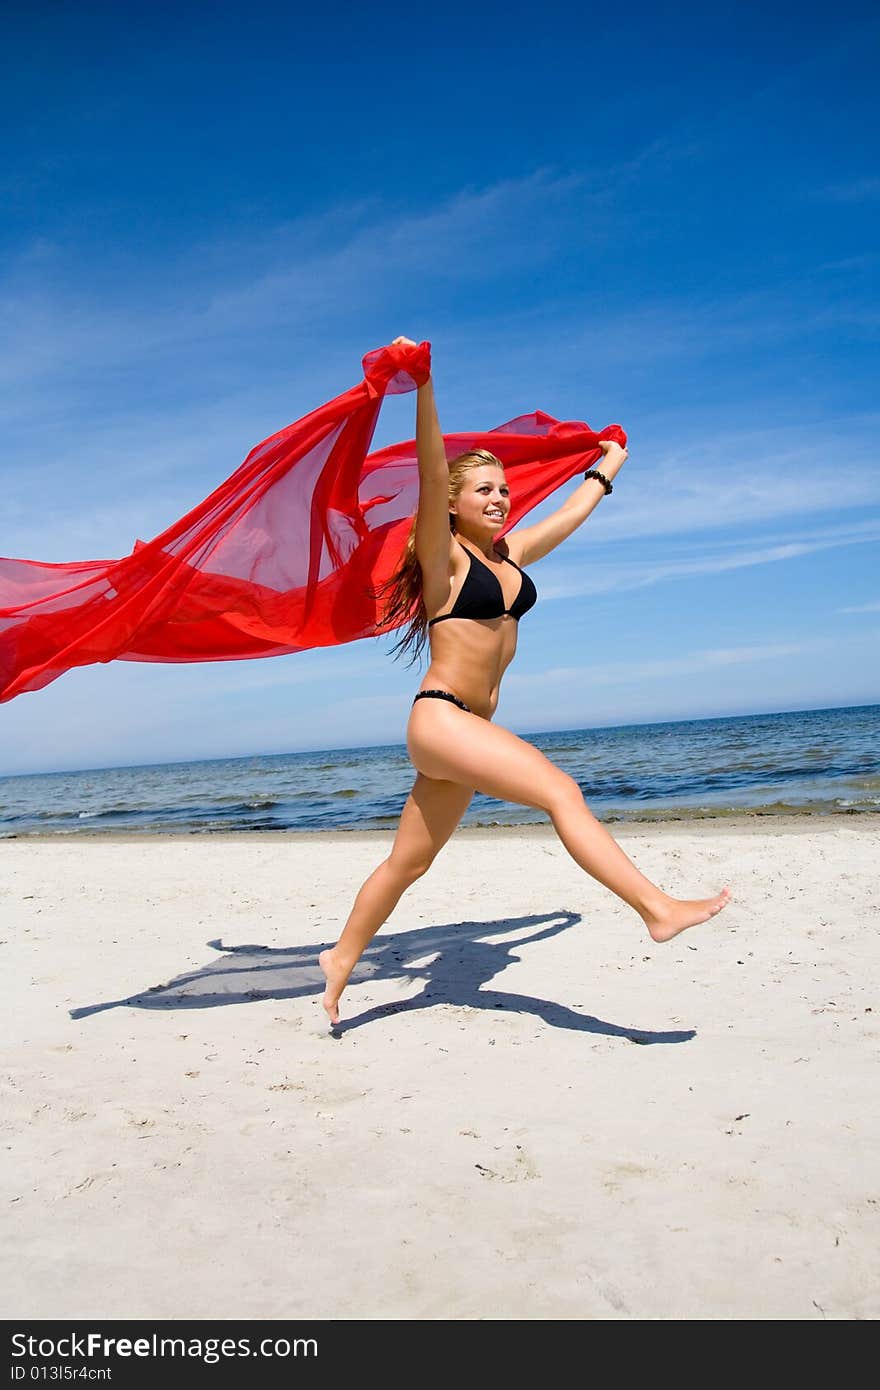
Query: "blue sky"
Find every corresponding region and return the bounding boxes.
[1,1,878,775]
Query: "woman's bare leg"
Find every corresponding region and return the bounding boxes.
[319,774,473,1024]
[406,701,731,940]
[321,702,731,1024]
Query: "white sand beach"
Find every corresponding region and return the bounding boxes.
[2,816,878,1321]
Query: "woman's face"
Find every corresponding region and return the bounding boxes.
[451,466,510,538]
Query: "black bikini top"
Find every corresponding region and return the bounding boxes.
[428,541,538,628]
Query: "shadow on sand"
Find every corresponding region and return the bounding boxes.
[70,909,695,1045]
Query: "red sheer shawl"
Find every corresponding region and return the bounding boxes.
[0,339,625,702]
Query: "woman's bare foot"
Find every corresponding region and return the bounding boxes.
[318,948,353,1026]
[642,886,731,943]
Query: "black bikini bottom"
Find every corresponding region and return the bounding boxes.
[412,689,473,714]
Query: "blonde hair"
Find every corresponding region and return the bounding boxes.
[373,448,506,667]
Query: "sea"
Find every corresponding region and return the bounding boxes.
[1,703,877,838]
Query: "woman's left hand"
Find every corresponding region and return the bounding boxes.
[598,439,628,465]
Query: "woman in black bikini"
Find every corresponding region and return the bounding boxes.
[319,339,730,1024]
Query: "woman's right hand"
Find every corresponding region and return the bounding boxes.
[391,336,431,386]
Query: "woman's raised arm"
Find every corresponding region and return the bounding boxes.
[387,337,453,579]
[416,375,448,477]
[505,440,629,566]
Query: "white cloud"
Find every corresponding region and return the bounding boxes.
[500,632,880,736]
[505,636,833,696]
[838,598,880,614]
[0,168,583,399]
[534,517,880,598]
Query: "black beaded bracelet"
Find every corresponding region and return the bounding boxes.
[584,469,613,495]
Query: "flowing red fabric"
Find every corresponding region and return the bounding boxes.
[0,340,626,703]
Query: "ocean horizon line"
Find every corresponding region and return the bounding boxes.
[3,698,877,783]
